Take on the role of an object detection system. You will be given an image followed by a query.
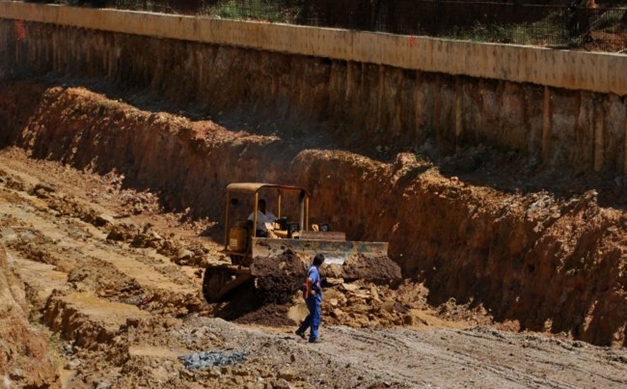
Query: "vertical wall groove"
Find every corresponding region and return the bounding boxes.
[594,98,604,172]
[624,99,627,174]
[542,86,551,163]
[414,70,422,150]
[454,78,463,150]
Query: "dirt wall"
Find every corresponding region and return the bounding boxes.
[0,245,60,388]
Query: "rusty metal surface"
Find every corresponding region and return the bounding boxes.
[249,237,401,283]
[226,182,309,196]
[298,231,346,241]
[251,237,388,266]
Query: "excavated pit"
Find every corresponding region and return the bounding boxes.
[1,78,626,349]
[0,75,627,389]
[0,78,627,342]
[2,5,627,386]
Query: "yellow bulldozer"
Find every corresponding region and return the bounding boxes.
[202,182,401,304]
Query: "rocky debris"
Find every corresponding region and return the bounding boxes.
[178,349,248,370]
[105,221,208,267]
[95,213,115,227]
[318,281,417,328]
[119,190,160,216]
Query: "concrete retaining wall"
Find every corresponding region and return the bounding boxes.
[2,2,626,95]
[1,2,627,174]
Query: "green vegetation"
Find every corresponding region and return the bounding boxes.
[588,7,627,33]
[443,12,569,47]
[202,0,301,23]
[34,1,627,49]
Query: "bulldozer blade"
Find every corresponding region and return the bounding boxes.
[250,238,401,283]
[252,237,387,264]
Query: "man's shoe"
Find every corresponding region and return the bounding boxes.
[308,338,322,343]
[295,330,306,339]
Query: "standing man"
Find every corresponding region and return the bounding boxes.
[247,199,277,237]
[295,254,325,343]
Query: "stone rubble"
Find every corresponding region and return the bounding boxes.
[178,349,249,370]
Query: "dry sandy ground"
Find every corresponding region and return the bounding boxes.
[1,147,627,389]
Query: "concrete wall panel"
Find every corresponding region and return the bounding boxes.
[1,3,627,174]
[1,2,626,96]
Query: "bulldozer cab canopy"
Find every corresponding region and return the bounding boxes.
[223,183,311,250]
[225,182,310,197]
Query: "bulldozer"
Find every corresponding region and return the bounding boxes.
[202,182,401,305]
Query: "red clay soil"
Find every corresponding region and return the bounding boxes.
[1,80,627,348]
[1,78,627,388]
[0,249,58,388]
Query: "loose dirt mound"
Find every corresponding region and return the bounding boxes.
[252,251,306,305]
[338,253,402,283]
[248,247,402,305]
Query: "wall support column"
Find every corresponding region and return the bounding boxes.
[542,86,551,163]
[414,71,422,149]
[623,99,627,174]
[455,78,463,151]
[593,98,604,172]
[377,64,384,132]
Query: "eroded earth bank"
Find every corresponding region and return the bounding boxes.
[1,79,627,388]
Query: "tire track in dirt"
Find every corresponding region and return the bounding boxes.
[0,169,209,364]
[0,184,198,297]
[461,328,627,386]
[317,325,627,389]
